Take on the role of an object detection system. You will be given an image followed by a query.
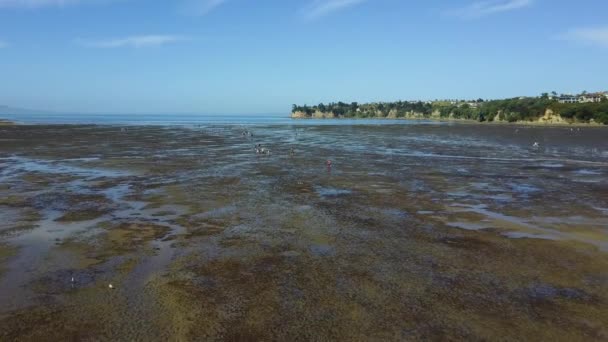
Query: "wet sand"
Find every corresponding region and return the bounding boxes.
[0,123,607,340]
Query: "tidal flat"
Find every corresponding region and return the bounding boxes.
[0,123,607,341]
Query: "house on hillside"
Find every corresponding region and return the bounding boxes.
[558,95,579,104]
[580,93,604,103]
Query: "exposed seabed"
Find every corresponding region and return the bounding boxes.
[0,123,607,340]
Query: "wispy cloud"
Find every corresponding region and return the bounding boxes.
[557,26,608,48]
[179,0,227,16]
[0,0,85,8]
[447,0,533,19]
[76,35,188,48]
[0,0,224,14]
[303,0,366,20]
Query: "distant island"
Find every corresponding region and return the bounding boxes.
[292,91,608,125]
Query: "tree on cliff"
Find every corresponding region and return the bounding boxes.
[292,96,608,124]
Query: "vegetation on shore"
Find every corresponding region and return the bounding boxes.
[292,95,608,124]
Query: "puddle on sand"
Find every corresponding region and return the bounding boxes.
[508,183,540,195]
[574,169,602,175]
[450,203,608,251]
[120,220,187,291]
[0,211,105,312]
[0,207,27,232]
[309,244,335,257]
[539,163,564,168]
[447,221,492,231]
[0,156,188,313]
[0,156,131,182]
[593,207,608,216]
[314,186,352,198]
[503,232,560,240]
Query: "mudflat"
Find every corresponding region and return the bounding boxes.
[0,123,607,340]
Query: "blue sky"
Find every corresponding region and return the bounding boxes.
[0,0,607,114]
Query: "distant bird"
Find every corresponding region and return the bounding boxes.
[108,284,115,289]
[533,142,539,148]
[71,277,75,283]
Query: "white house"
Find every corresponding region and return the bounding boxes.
[580,93,604,103]
[558,95,579,104]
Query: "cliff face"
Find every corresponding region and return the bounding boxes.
[291,111,336,119]
[292,107,593,124]
[536,109,565,124]
[402,111,427,119]
[313,111,335,119]
[291,111,308,119]
[292,111,459,120]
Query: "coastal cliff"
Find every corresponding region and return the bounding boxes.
[291,110,437,120]
[291,108,594,125]
[291,97,608,125]
[536,109,566,124]
[292,110,337,119]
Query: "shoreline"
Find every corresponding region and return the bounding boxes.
[1,116,605,128]
[290,116,607,127]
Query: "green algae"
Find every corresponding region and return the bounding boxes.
[0,124,607,340]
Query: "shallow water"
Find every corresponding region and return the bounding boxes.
[0,123,607,340]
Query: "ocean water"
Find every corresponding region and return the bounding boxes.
[2,113,441,126]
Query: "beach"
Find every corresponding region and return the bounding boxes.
[1,123,607,340]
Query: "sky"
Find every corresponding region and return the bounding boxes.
[0,0,607,114]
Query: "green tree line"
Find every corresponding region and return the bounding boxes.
[292,96,608,124]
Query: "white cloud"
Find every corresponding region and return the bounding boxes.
[0,0,224,13]
[0,0,84,8]
[447,0,533,19]
[303,0,366,20]
[179,0,227,16]
[77,35,188,48]
[557,26,608,48]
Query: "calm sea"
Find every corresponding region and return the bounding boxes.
[2,113,441,126]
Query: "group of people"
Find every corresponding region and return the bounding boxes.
[246,130,330,169]
[253,144,300,158]
[255,144,270,155]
